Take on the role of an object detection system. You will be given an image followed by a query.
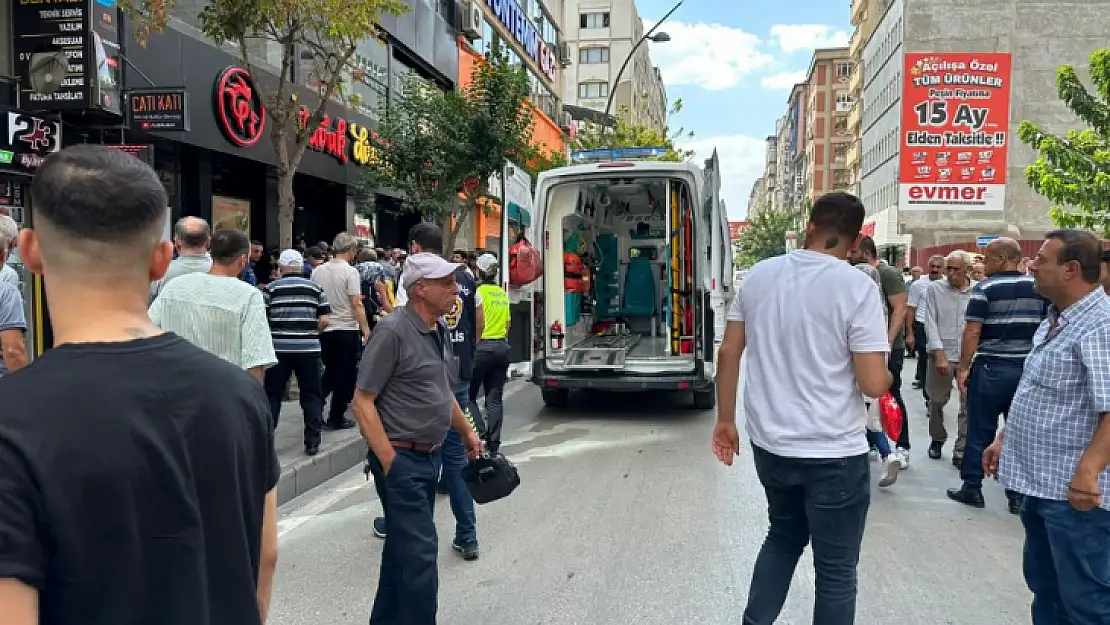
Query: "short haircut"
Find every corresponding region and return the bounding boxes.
[928,254,945,265]
[0,215,17,251]
[1101,245,1110,263]
[173,217,211,248]
[858,236,878,259]
[210,229,250,265]
[332,232,358,254]
[946,250,971,266]
[1045,228,1103,283]
[409,222,444,254]
[358,248,378,262]
[808,192,865,242]
[305,246,326,260]
[250,239,263,247]
[31,145,168,271]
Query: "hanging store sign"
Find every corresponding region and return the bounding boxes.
[213,66,266,148]
[295,105,382,167]
[105,143,154,167]
[898,53,1012,212]
[128,87,189,131]
[0,108,62,173]
[485,0,557,82]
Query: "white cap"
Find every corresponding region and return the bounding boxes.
[278,249,304,267]
[476,253,498,273]
[402,252,461,289]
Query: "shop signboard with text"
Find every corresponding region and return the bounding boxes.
[898,53,1012,211]
[0,108,62,173]
[294,105,381,167]
[485,0,557,82]
[128,88,189,131]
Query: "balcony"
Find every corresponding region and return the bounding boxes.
[846,139,860,171]
[848,99,861,132]
[851,0,867,27]
[848,62,862,95]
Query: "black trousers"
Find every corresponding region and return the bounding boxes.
[888,350,910,450]
[264,352,324,447]
[913,321,929,389]
[320,330,362,424]
[469,339,512,453]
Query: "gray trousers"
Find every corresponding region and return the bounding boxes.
[926,354,967,454]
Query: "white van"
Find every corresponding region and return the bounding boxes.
[530,148,731,409]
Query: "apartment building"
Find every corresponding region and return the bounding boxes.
[561,0,668,129]
[747,176,764,217]
[782,83,808,217]
[858,0,1105,266]
[845,0,890,197]
[760,134,780,212]
[802,48,854,204]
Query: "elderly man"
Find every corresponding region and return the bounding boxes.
[906,255,946,393]
[947,238,1048,512]
[351,252,482,625]
[923,250,974,463]
[985,229,1110,623]
[151,216,211,300]
[0,215,19,287]
[312,233,369,430]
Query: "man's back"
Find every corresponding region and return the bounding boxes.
[311,260,359,331]
[0,334,279,625]
[150,253,211,300]
[733,250,888,457]
[149,273,275,370]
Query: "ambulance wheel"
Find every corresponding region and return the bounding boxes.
[541,388,570,408]
[693,385,716,410]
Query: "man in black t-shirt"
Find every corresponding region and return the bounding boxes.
[0,145,280,625]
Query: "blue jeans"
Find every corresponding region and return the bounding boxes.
[962,358,1023,494]
[866,430,891,458]
[366,447,441,625]
[442,383,477,545]
[1021,497,1110,624]
[743,445,870,625]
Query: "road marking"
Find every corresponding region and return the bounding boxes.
[278,471,369,538]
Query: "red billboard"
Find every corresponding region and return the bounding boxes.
[898,53,1012,211]
[728,220,748,242]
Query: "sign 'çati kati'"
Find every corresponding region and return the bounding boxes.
[128,87,189,131]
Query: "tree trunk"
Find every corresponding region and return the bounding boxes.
[445,197,476,255]
[271,111,309,249]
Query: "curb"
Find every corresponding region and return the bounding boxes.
[275,377,530,506]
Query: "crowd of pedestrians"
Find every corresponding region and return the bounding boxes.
[713,190,1110,625]
[0,145,516,625]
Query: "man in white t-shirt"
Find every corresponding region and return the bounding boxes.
[713,191,891,625]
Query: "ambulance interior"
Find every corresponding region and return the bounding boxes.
[542,174,701,373]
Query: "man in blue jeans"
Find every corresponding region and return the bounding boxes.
[988,230,1110,624]
[949,238,1047,513]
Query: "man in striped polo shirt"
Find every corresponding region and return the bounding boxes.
[948,237,1048,512]
[263,249,332,456]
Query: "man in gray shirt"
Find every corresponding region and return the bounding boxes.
[923,250,974,464]
[0,280,28,377]
[151,217,212,301]
[350,252,482,625]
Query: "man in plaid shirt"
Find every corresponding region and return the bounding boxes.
[984,229,1110,623]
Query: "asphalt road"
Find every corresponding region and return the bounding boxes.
[270,372,1030,625]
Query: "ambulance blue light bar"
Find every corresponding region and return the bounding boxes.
[569,147,669,164]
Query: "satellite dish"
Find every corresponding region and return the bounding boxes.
[28,51,69,95]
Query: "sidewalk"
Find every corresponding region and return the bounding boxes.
[275,375,528,505]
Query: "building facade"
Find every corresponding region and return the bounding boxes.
[783,83,808,218]
[846,0,890,198]
[560,0,667,129]
[803,48,854,204]
[859,0,1098,266]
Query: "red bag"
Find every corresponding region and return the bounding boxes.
[877,393,903,443]
[509,238,543,286]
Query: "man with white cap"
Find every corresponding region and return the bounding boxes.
[351,252,483,625]
[262,249,332,456]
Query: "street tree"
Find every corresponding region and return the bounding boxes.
[118,0,408,246]
[360,42,536,253]
[1018,48,1110,237]
[735,207,796,267]
[570,100,694,162]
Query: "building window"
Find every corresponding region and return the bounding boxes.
[579,47,610,64]
[834,145,847,164]
[580,12,610,28]
[836,62,853,78]
[578,81,608,99]
[834,117,848,135]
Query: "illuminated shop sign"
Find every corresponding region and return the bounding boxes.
[486,0,557,82]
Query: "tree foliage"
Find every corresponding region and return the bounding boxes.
[356,42,536,253]
[569,100,694,162]
[735,208,796,267]
[1018,48,1110,237]
[118,0,408,246]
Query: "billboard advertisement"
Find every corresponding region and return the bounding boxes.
[728,220,748,242]
[898,53,1012,211]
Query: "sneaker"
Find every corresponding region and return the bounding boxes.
[869,449,880,462]
[372,516,386,539]
[879,457,901,487]
[452,538,479,561]
[895,447,910,469]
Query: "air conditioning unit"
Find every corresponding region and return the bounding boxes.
[558,42,572,67]
[461,2,483,40]
[559,111,573,130]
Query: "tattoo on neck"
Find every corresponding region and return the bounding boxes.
[824,236,839,249]
[124,327,150,339]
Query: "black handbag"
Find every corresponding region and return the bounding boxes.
[461,452,520,504]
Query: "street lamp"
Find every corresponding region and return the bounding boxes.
[601,0,684,125]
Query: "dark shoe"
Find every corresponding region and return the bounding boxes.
[452,538,479,561]
[324,418,356,431]
[952,455,962,468]
[947,486,985,509]
[1008,498,1022,515]
[437,481,449,495]
[305,443,320,456]
[928,441,943,460]
[912,381,923,390]
[372,516,386,538]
